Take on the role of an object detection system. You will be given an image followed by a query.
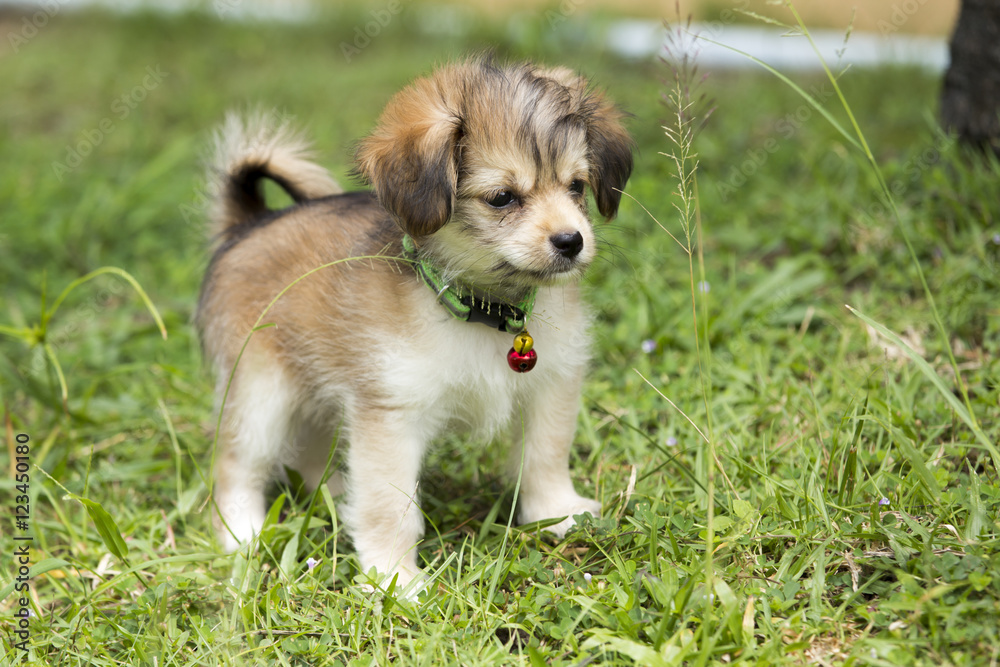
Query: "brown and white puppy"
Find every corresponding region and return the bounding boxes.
[197,57,632,592]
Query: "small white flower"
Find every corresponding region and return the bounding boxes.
[698,281,710,293]
[306,557,319,570]
[583,572,592,584]
[665,437,677,447]
[641,339,657,354]
[992,233,1000,245]
[879,497,890,507]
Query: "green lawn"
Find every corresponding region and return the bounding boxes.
[1,5,998,665]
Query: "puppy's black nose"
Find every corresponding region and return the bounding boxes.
[550,231,584,259]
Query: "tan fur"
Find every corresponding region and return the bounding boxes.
[197,56,632,593]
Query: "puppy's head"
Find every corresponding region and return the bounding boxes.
[355,56,633,295]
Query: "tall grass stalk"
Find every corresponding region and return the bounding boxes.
[781,3,993,463]
[0,266,166,411]
[703,1,993,463]
[660,18,718,661]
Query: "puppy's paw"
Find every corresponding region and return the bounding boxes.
[392,570,429,600]
[219,518,261,553]
[520,495,602,538]
[358,565,427,600]
[215,492,265,553]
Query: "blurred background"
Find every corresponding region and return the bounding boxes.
[0,0,981,396]
[0,0,963,35]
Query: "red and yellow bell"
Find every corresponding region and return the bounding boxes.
[507,331,537,373]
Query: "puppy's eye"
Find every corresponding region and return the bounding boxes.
[569,179,585,196]
[485,190,516,208]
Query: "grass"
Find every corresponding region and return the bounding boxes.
[1,3,999,665]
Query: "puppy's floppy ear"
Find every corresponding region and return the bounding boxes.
[583,94,633,220]
[354,75,463,237]
[541,67,633,220]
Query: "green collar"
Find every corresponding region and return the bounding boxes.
[402,234,537,334]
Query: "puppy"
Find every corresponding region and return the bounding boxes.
[197,56,632,591]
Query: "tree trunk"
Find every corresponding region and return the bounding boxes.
[940,0,1000,156]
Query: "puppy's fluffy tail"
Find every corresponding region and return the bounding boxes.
[207,111,342,243]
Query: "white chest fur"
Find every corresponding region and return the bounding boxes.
[374,285,591,440]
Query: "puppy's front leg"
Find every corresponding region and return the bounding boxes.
[345,407,427,590]
[511,375,602,537]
